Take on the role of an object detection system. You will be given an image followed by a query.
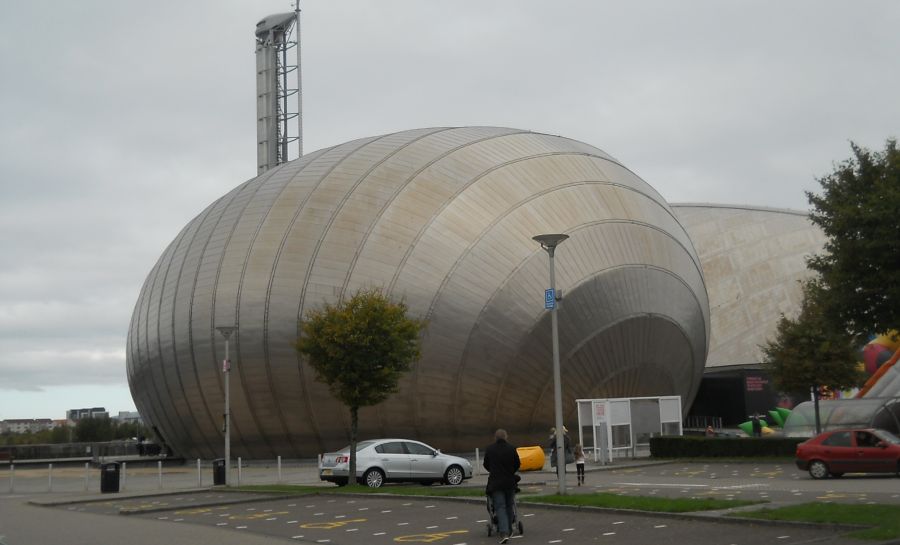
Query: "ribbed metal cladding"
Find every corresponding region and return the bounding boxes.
[127,127,710,458]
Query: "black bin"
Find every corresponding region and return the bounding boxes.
[100,462,120,493]
[213,458,226,485]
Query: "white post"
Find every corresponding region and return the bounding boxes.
[277,455,282,483]
[158,460,163,489]
[197,459,202,488]
[84,462,89,491]
[474,448,480,476]
[122,462,127,491]
[9,464,14,492]
[48,463,53,492]
[238,457,242,486]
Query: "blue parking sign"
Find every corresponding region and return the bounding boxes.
[544,288,555,309]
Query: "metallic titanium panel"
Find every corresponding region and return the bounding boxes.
[127,127,710,458]
[672,204,826,367]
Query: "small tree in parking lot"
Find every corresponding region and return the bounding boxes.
[295,288,423,484]
[762,281,864,433]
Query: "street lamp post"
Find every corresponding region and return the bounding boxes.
[532,233,569,495]
[216,326,237,486]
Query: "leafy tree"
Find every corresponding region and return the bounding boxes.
[74,416,113,442]
[762,281,865,432]
[295,288,423,484]
[806,139,900,340]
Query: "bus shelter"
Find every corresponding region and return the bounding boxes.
[576,396,682,463]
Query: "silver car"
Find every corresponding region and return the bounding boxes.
[319,438,474,488]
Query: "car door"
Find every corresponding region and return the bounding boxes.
[853,431,892,472]
[819,431,854,473]
[373,441,411,479]
[404,441,444,480]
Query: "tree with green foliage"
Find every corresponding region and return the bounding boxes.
[806,139,900,340]
[763,281,863,392]
[762,281,865,433]
[295,288,423,485]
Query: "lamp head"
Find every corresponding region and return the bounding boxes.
[216,326,238,339]
[532,233,569,251]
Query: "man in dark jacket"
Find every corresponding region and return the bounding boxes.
[483,429,520,543]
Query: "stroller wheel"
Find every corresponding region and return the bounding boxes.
[518,520,524,535]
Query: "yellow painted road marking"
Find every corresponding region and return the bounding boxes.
[300,518,367,529]
[394,529,468,543]
[230,511,290,521]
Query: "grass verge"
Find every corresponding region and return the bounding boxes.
[736,503,900,540]
[235,485,764,513]
[522,493,763,513]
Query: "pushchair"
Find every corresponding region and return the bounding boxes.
[486,475,524,537]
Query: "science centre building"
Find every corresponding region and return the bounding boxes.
[127,127,721,459]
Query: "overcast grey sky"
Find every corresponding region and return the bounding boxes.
[1,1,898,420]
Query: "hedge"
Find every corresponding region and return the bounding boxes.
[649,435,806,458]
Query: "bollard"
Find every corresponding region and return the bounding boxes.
[122,462,127,491]
[277,455,282,483]
[197,458,202,488]
[474,448,480,476]
[158,460,163,489]
[9,463,14,493]
[48,463,53,492]
[238,457,242,486]
[84,462,90,491]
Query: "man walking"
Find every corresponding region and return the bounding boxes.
[484,429,520,543]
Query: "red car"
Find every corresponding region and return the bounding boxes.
[795,428,900,479]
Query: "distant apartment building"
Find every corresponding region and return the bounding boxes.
[66,407,109,421]
[115,411,142,425]
[0,418,55,434]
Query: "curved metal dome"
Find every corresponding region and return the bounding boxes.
[127,127,710,458]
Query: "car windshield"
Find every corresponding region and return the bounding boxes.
[873,430,900,444]
[337,440,377,452]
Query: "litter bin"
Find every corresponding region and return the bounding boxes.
[213,458,226,485]
[100,462,120,493]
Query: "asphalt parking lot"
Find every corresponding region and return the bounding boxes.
[52,491,860,545]
[524,461,900,507]
[5,459,900,544]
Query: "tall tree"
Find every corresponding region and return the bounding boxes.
[762,281,865,432]
[806,139,900,340]
[295,288,423,485]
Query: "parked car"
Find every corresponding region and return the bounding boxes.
[319,438,474,488]
[795,428,900,479]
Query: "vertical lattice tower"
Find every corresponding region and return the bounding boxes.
[255,7,302,174]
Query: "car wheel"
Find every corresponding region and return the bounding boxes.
[808,460,829,479]
[335,478,348,487]
[421,481,434,486]
[364,468,385,488]
[444,465,464,485]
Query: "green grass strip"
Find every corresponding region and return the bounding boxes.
[737,503,900,540]
[522,492,763,513]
